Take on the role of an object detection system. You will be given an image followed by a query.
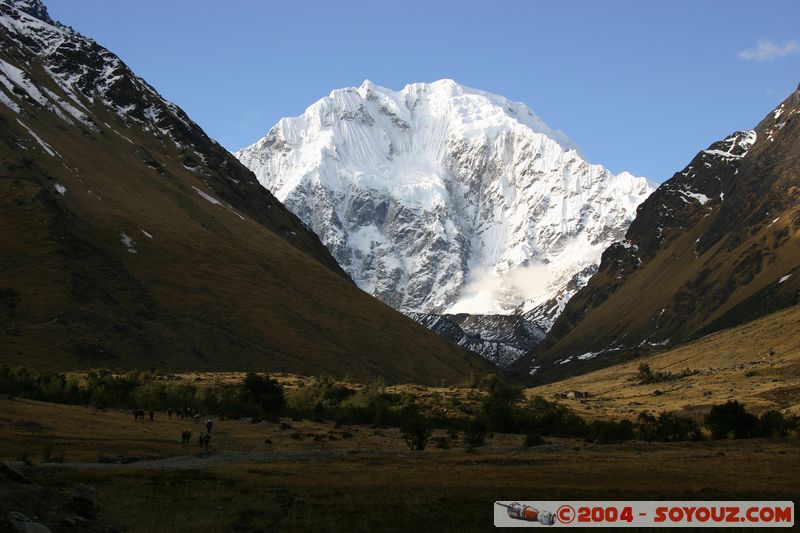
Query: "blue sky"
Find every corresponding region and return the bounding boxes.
[46,0,799,183]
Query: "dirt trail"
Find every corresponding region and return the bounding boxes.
[21,444,564,471]
[27,450,351,470]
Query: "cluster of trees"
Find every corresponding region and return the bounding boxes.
[0,366,86,404]
[284,376,393,425]
[0,366,284,418]
[399,378,798,450]
[1,367,797,449]
[704,400,797,439]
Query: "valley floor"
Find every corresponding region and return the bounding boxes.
[1,398,798,531]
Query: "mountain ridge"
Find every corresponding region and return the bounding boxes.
[0,0,491,384]
[519,85,800,382]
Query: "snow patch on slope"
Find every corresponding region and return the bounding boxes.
[16,118,59,156]
[120,232,136,254]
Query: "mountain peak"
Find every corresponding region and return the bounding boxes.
[318,79,581,154]
[4,0,53,23]
[237,82,654,343]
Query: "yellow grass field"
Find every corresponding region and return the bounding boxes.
[529,304,800,420]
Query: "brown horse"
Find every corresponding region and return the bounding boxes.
[132,409,145,422]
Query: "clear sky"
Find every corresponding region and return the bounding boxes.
[46,0,799,183]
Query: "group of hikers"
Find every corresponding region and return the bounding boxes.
[132,406,216,451]
[131,409,154,422]
[179,416,215,449]
[167,406,201,422]
[181,418,214,451]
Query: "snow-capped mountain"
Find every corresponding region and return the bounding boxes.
[237,80,654,359]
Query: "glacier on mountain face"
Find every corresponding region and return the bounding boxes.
[237,79,654,355]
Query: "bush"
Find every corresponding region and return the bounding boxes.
[522,396,588,438]
[757,410,796,438]
[587,419,635,444]
[337,379,391,426]
[86,371,140,408]
[399,407,431,451]
[636,363,655,383]
[523,433,545,447]
[433,436,450,450]
[242,373,285,414]
[704,400,759,439]
[637,412,658,443]
[133,381,196,411]
[636,362,697,384]
[0,366,88,405]
[479,374,523,433]
[285,376,355,421]
[463,419,488,449]
[638,412,700,442]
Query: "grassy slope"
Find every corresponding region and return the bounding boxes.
[529,304,800,420]
[0,109,489,383]
[525,88,800,380]
[0,21,491,384]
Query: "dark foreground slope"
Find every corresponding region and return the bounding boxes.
[520,86,800,382]
[0,0,489,383]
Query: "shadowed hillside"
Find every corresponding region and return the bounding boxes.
[519,85,800,382]
[0,0,490,384]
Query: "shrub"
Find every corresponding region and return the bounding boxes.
[463,419,488,449]
[242,373,285,414]
[0,366,87,404]
[479,374,523,433]
[399,407,431,451]
[86,372,140,408]
[285,376,354,421]
[637,412,658,443]
[433,436,451,450]
[757,410,796,438]
[636,362,697,384]
[704,400,759,439]
[133,381,197,411]
[522,396,588,438]
[523,433,545,447]
[337,379,391,426]
[638,411,703,443]
[587,419,635,444]
[637,363,655,383]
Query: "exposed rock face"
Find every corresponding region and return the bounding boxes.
[409,312,544,367]
[520,87,800,382]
